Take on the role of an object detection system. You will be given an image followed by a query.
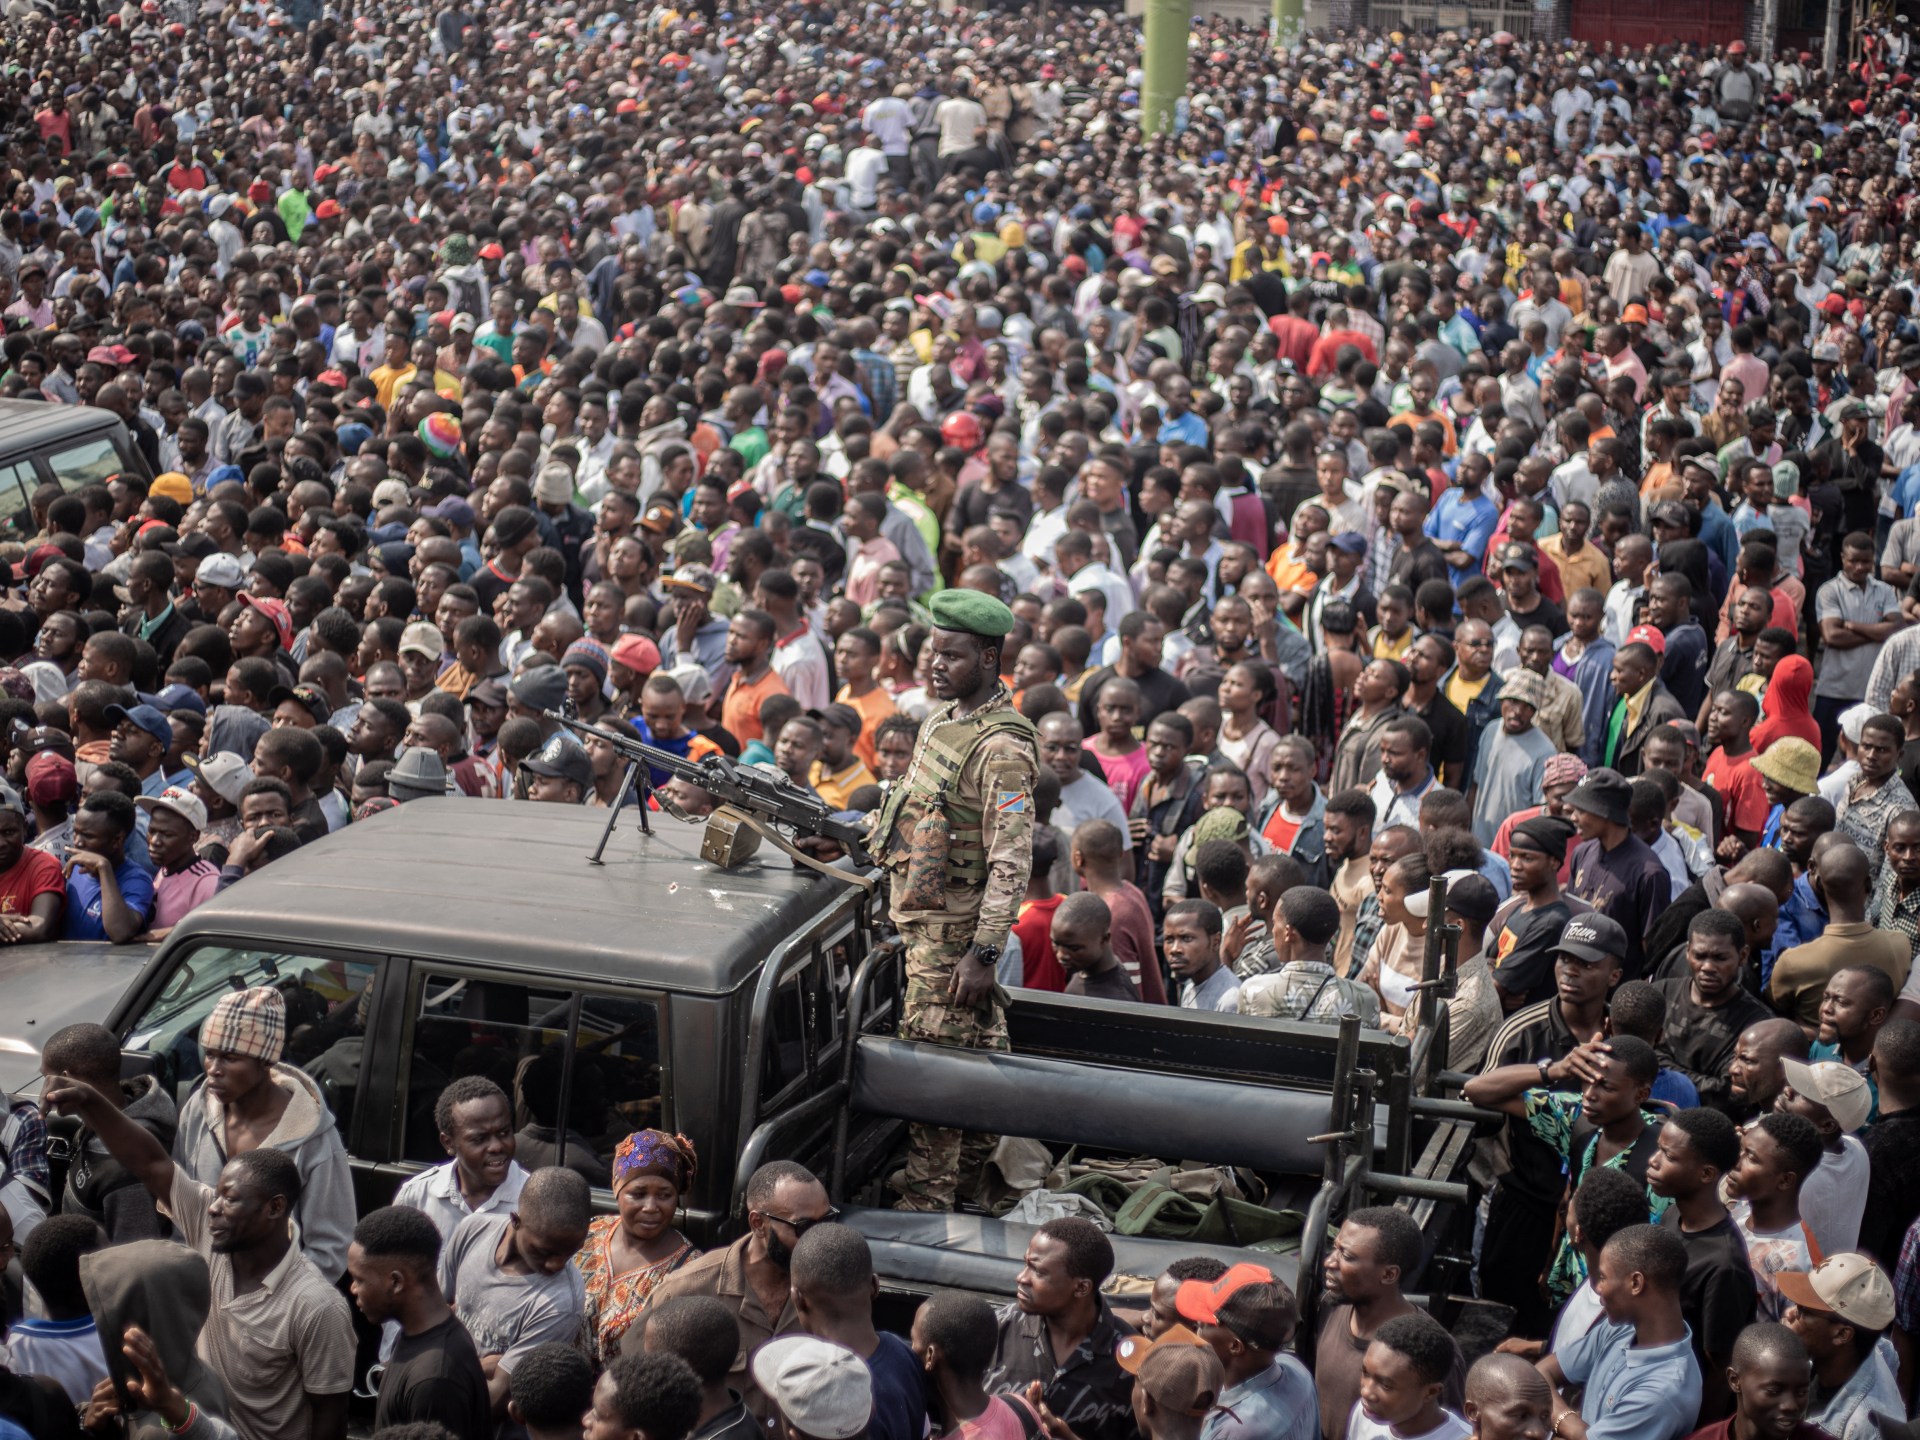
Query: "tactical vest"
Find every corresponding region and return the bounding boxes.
[875,696,1037,889]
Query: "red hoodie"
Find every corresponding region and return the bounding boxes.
[1752,653,1820,755]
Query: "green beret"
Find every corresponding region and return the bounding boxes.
[928,590,1015,639]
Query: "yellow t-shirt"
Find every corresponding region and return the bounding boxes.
[1446,669,1490,717]
[370,362,416,410]
[1371,626,1417,662]
[810,757,876,812]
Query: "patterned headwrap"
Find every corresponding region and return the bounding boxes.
[612,1130,698,1194]
[1542,753,1588,789]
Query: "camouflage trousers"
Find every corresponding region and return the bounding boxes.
[889,911,1009,1213]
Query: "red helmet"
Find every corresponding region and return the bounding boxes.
[940,411,984,453]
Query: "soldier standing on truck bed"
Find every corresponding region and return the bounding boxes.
[868,590,1040,1213]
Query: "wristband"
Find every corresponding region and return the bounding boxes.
[164,1401,198,1434]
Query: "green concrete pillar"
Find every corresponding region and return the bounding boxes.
[1141,0,1189,138]
[1272,0,1303,50]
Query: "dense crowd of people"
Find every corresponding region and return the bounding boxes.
[1,0,1919,1436]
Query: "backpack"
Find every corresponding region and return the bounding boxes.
[1003,1393,1046,1438]
[443,266,486,319]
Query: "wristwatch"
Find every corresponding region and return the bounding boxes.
[972,944,1001,969]
[1537,1058,1554,1087]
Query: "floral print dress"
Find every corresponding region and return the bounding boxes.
[574,1214,698,1362]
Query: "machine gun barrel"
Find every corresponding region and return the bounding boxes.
[544,711,874,865]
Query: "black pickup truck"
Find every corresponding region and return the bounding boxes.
[0,798,1480,1340]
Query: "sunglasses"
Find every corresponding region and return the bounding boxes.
[757,1206,842,1237]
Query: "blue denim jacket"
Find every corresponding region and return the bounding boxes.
[1253,787,1327,887]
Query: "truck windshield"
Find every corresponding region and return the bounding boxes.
[46,436,124,491]
[123,943,377,1133]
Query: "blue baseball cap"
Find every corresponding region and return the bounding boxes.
[144,684,208,716]
[105,702,173,747]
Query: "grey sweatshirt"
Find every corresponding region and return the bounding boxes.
[171,1062,355,1283]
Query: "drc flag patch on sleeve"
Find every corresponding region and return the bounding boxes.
[996,791,1028,813]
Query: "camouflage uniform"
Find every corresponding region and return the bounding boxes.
[871,684,1038,1211]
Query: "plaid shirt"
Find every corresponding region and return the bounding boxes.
[853,347,898,420]
[1349,893,1384,979]
[1873,865,1920,964]
[1895,1217,1920,1331]
[1,1099,50,1205]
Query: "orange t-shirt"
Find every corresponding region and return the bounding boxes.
[836,683,898,772]
[722,666,790,745]
[1266,542,1318,594]
[1388,406,1458,457]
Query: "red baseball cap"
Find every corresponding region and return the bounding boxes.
[1626,623,1667,656]
[26,752,76,807]
[1175,1263,1276,1326]
[238,594,294,652]
[611,633,661,677]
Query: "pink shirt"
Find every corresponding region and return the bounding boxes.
[948,1396,1041,1440]
[1605,347,1648,404]
[1087,741,1152,813]
[153,860,221,929]
[1722,353,1772,410]
[845,535,903,608]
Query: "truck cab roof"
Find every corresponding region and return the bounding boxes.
[0,399,133,450]
[165,797,862,996]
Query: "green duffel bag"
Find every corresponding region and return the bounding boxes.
[1112,1181,1211,1238]
[1054,1169,1140,1219]
[1188,1196,1304,1251]
[1110,1180,1306,1250]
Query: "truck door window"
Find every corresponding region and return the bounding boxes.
[758,943,838,1105]
[45,436,123,492]
[405,974,665,1190]
[0,461,36,529]
[121,945,378,1131]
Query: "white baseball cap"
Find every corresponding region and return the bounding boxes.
[750,1338,872,1440]
[137,785,209,831]
[399,621,445,660]
[1777,1252,1896,1330]
[195,553,245,589]
[1782,1057,1872,1133]
[185,751,252,807]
